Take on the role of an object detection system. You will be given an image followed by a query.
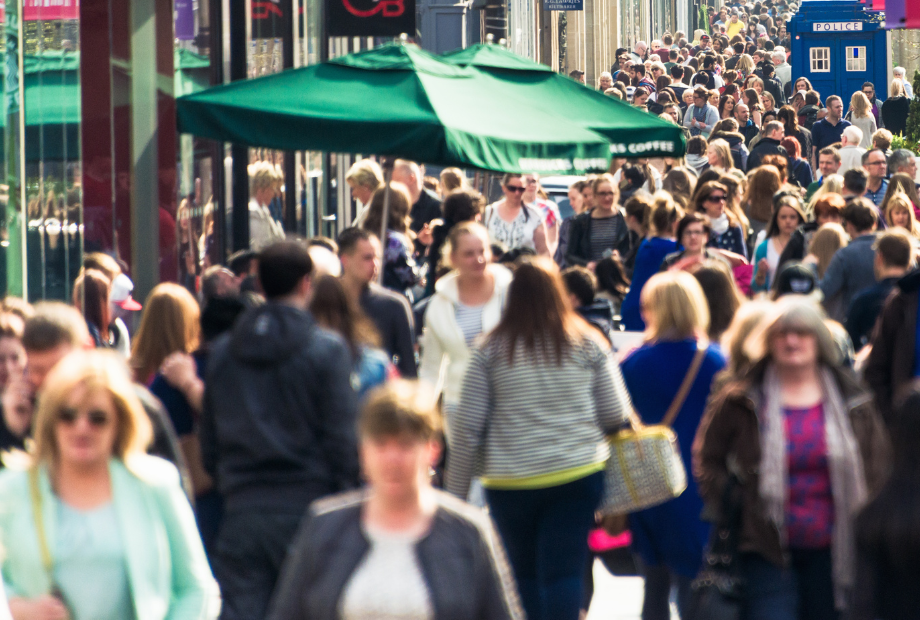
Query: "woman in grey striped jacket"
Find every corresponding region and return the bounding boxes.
[446,257,632,620]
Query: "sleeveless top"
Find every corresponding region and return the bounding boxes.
[484,202,544,251]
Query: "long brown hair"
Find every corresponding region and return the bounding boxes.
[73,269,111,342]
[487,257,601,364]
[308,274,380,357]
[130,283,200,383]
[744,165,781,222]
[362,182,413,238]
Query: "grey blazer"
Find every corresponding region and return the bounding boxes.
[265,489,524,620]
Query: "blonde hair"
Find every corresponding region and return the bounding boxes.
[884,191,920,238]
[735,54,754,76]
[850,91,871,119]
[707,139,734,170]
[32,350,153,466]
[641,271,710,343]
[807,223,848,278]
[359,379,440,441]
[249,161,280,195]
[130,283,201,383]
[442,221,491,270]
[345,159,384,193]
[806,174,844,214]
[720,300,774,376]
[890,79,906,98]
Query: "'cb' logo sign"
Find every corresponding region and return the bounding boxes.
[341,0,405,17]
[327,0,415,36]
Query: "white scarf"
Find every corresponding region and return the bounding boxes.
[758,365,868,610]
[710,213,730,236]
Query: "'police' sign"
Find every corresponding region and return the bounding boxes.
[812,21,863,31]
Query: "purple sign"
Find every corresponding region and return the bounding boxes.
[175,0,195,40]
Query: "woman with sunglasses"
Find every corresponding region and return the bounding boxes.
[565,174,630,271]
[484,173,549,257]
[693,181,747,258]
[0,350,218,620]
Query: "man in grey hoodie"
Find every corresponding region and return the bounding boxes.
[201,240,360,620]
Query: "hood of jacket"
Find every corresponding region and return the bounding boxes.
[229,302,315,366]
[686,153,709,173]
[896,269,920,294]
[799,104,819,116]
[720,132,746,148]
[433,263,513,304]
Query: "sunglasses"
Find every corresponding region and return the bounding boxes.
[58,407,112,428]
[706,194,727,202]
[505,185,525,193]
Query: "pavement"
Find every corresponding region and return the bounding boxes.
[586,560,679,620]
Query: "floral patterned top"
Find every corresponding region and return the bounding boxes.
[484,203,544,252]
[382,230,420,298]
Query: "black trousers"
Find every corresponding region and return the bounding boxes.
[214,509,306,620]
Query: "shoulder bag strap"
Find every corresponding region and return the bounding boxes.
[661,342,707,427]
[28,467,53,575]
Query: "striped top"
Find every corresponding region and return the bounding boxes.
[445,334,632,498]
[589,216,621,261]
[454,302,485,348]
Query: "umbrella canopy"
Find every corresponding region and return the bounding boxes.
[176,43,611,175]
[442,43,687,158]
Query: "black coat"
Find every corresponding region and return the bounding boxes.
[746,137,789,172]
[564,209,630,267]
[266,490,523,620]
[881,96,910,136]
[201,303,361,512]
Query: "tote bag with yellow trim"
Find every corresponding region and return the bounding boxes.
[599,344,705,516]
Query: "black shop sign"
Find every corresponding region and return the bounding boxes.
[326,0,415,37]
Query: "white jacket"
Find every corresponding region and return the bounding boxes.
[419,264,512,406]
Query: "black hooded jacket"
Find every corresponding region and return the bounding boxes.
[201,302,360,512]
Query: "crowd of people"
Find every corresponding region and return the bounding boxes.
[0,2,919,619]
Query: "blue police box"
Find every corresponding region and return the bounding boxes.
[788,1,887,101]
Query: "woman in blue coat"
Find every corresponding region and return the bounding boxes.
[620,195,682,331]
[620,271,726,620]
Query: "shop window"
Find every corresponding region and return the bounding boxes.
[846,46,867,72]
[810,47,830,72]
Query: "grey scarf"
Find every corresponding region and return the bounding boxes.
[759,365,868,610]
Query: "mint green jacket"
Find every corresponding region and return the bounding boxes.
[0,456,220,620]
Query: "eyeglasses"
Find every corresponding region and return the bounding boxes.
[58,408,112,428]
[596,191,616,197]
[505,185,525,193]
[867,160,886,167]
[705,194,727,202]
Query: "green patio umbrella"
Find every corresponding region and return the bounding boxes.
[176,43,612,175]
[442,43,687,158]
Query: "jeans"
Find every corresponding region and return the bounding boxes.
[638,562,692,620]
[486,472,604,620]
[740,548,838,620]
[214,509,306,620]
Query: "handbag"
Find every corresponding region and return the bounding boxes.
[28,468,74,614]
[687,474,744,620]
[598,342,706,516]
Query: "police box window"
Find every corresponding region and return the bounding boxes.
[810,47,830,73]
[846,47,867,72]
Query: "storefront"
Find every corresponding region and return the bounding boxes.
[0,0,327,303]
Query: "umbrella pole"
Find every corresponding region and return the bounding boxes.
[378,159,393,285]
